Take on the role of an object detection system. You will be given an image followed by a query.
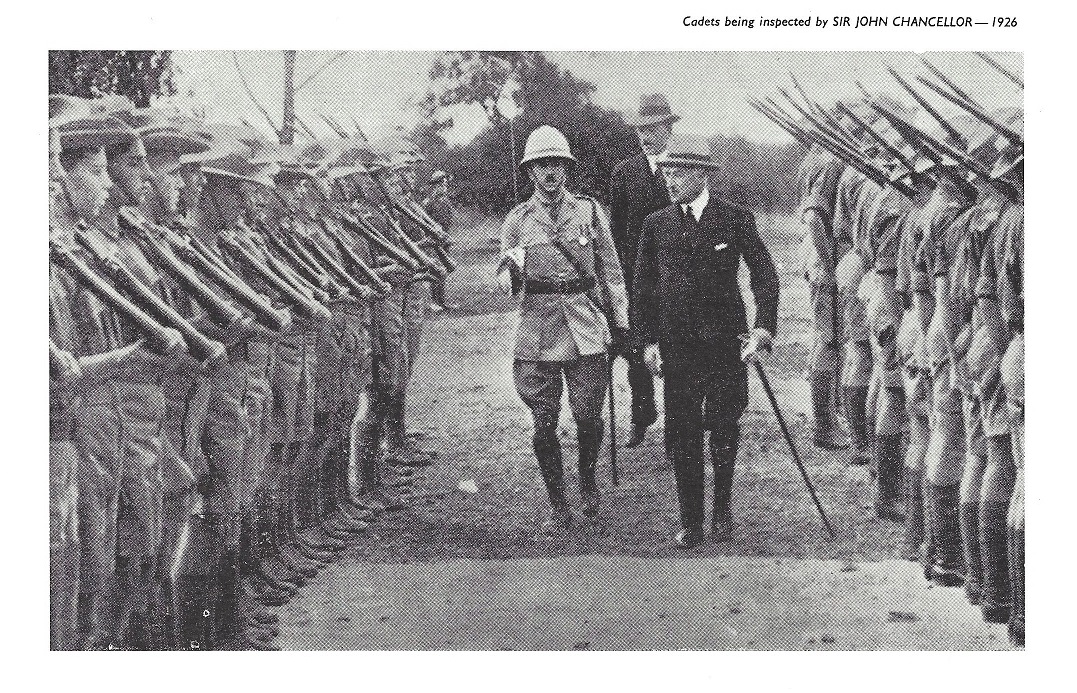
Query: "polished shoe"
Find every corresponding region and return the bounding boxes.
[711,516,733,542]
[625,424,648,448]
[674,529,705,549]
[541,507,575,534]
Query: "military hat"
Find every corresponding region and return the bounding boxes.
[202,150,280,188]
[631,93,680,128]
[656,134,720,169]
[114,108,213,158]
[56,113,138,153]
[49,94,92,129]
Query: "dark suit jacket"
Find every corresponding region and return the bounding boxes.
[610,153,671,295]
[632,196,779,355]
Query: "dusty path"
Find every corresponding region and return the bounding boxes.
[276,222,1014,650]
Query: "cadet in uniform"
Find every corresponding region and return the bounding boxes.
[634,135,779,548]
[608,94,678,448]
[498,126,629,528]
[423,170,457,311]
[797,142,850,449]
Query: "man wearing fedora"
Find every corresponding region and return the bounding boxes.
[633,135,779,548]
[609,94,678,448]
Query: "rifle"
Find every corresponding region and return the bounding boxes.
[916,77,1024,145]
[870,100,1017,197]
[886,67,967,148]
[366,171,447,279]
[74,228,226,367]
[338,209,422,272]
[118,208,253,334]
[920,57,984,110]
[976,52,1024,89]
[50,239,187,359]
[315,218,393,296]
[162,221,293,332]
[393,198,458,274]
[297,229,377,300]
[219,227,332,321]
[836,102,918,176]
[864,98,977,192]
[761,98,915,197]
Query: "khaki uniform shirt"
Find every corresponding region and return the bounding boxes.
[500,190,628,361]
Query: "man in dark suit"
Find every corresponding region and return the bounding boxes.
[633,135,780,548]
[609,94,677,447]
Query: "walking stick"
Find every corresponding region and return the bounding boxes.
[608,354,619,486]
[750,359,837,539]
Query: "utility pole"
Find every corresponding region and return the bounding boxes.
[281,50,297,145]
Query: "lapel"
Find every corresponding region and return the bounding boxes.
[691,197,731,249]
[639,154,669,207]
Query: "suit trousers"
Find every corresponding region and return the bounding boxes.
[624,347,658,427]
[661,340,749,533]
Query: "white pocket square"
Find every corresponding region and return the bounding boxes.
[714,242,729,251]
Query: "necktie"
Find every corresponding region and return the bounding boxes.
[683,204,697,240]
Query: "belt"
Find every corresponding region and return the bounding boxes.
[524,277,595,295]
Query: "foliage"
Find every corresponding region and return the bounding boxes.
[422,52,640,214]
[421,52,803,215]
[48,51,176,108]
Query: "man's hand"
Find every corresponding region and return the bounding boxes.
[643,343,663,377]
[51,346,83,385]
[740,328,774,364]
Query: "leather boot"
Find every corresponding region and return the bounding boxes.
[1008,512,1024,647]
[927,484,965,587]
[980,501,1012,623]
[577,418,602,518]
[902,467,925,562]
[843,385,872,464]
[874,434,905,522]
[812,373,850,449]
[960,501,982,605]
[173,512,224,650]
[709,427,739,540]
[534,416,571,530]
[80,590,118,651]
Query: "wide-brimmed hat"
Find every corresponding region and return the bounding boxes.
[113,108,212,158]
[656,134,720,169]
[631,93,680,128]
[202,150,280,188]
[49,94,92,129]
[57,114,138,153]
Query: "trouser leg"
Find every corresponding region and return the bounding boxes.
[50,438,80,650]
[514,360,567,511]
[708,424,739,530]
[626,349,657,428]
[664,364,705,535]
[960,446,987,605]
[980,434,1015,623]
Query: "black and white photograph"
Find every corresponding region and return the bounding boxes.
[29,0,1059,666]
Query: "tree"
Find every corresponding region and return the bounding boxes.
[48,51,176,107]
[423,52,639,214]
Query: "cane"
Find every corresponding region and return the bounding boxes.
[748,354,837,539]
[608,354,619,486]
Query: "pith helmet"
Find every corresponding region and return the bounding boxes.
[520,125,575,167]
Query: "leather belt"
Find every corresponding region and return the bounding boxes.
[524,277,595,295]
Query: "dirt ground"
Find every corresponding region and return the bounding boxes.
[275,212,1014,650]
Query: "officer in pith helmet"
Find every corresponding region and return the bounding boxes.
[497,125,629,530]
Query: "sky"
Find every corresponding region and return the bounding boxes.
[171,51,1023,146]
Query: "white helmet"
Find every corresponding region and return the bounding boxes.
[520,125,575,167]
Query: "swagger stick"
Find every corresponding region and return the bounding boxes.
[751,359,836,538]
